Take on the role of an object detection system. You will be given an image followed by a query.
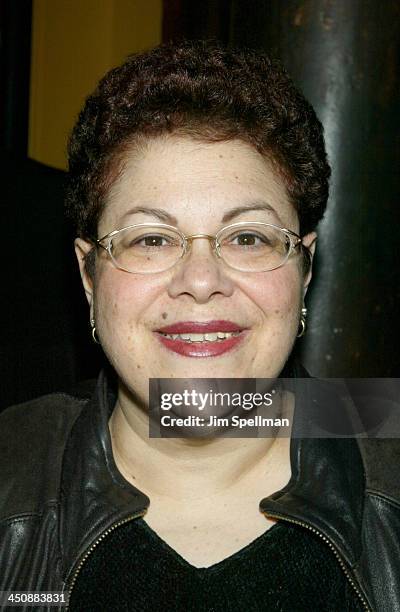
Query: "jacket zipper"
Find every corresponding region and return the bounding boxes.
[63,510,146,611]
[262,511,371,612]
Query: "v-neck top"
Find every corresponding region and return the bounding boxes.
[68,517,364,611]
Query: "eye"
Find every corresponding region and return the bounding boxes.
[128,233,179,249]
[136,234,169,247]
[229,231,272,247]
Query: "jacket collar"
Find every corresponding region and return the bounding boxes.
[60,368,365,584]
[260,434,365,567]
[60,371,149,585]
[262,371,365,567]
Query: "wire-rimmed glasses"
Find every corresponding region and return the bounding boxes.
[95,222,303,274]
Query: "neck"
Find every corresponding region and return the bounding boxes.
[109,382,293,502]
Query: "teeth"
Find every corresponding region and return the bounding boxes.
[161,331,241,342]
[189,333,205,342]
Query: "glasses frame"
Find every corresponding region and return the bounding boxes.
[95,221,303,274]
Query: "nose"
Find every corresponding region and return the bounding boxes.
[167,236,235,304]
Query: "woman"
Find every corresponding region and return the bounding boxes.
[1,40,398,612]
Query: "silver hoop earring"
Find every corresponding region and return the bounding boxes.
[297,307,307,338]
[90,318,101,344]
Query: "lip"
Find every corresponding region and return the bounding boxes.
[155,320,245,334]
[154,329,248,358]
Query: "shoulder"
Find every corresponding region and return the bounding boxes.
[0,393,88,521]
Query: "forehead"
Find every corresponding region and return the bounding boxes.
[99,136,298,234]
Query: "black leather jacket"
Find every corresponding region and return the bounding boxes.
[1,371,400,612]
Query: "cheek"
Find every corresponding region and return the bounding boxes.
[94,269,163,340]
[243,266,302,322]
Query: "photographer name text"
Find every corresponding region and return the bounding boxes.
[160,414,290,429]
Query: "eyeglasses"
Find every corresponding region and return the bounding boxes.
[95,222,303,274]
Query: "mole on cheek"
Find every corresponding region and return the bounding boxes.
[161,312,168,320]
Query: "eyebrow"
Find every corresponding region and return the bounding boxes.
[221,202,280,223]
[121,206,178,225]
[120,201,280,226]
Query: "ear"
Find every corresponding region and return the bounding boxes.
[301,231,317,296]
[74,238,95,314]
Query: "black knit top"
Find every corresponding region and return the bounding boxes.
[69,517,364,612]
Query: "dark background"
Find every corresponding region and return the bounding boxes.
[1,0,399,409]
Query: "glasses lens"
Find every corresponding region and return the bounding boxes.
[218,224,291,272]
[110,225,184,273]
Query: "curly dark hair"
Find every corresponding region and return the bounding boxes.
[66,39,330,245]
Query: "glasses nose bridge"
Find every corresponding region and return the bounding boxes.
[184,233,219,257]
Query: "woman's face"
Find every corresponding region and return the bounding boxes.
[76,136,316,404]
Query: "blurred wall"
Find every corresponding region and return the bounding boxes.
[28,0,162,169]
[0,1,32,155]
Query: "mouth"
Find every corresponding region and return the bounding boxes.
[154,320,248,358]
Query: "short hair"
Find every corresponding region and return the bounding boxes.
[66,39,330,245]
